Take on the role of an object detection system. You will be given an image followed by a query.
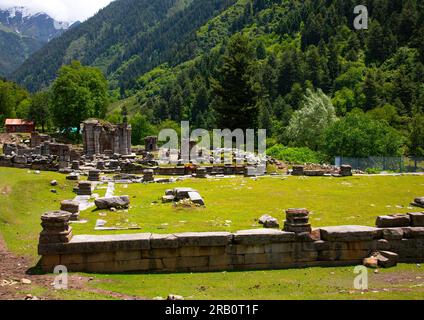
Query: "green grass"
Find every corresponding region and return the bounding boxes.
[1,167,423,300]
[0,168,75,261]
[87,264,424,300]
[74,174,424,236]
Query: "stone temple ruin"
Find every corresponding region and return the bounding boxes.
[82,119,132,157]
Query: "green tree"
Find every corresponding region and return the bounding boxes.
[51,61,108,133]
[211,33,258,130]
[28,91,51,132]
[286,89,337,150]
[257,98,272,135]
[408,109,424,157]
[0,80,29,125]
[130,113,155,146]
[323,110,403,157]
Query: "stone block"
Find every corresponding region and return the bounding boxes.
[115,250,141,261]
[258,215,280,229]
[142,248,177,259]
[178,246,226,257]
[87,252,116,263]
[41,255,61,267]
[376,239,391,251]
[264,243,295,254]
[408,212,424,227]
[86,259,153,273]
[95,196,130,210]
[208,255,232,267]
[313,240,331,251]
[320,226,378,242]
[381,228,404,240]
[174,232,232,247]
[318,249,369,261]
[150,234,179,249]
[267,253,295,265]
[188,191,205,206]
[227,244,265,255]
[64,233,151,254]
[378,251,399,268]
[294,250,318,262]
[376,214,411,228]
[402,227,424,239]
[233,229,296,245]
[244,253,269,265]
[61,254,85,265]
[166,256,209,270]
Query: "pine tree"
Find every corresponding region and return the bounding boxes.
[211,33,258,130]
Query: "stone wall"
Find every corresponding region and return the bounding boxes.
[38,224,424,273]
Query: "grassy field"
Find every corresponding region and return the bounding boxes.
[0,167,423,300]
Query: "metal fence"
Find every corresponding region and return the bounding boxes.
[336,156,424,173]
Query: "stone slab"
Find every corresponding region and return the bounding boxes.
[38,233,151,255]
[173,232,232,247]
[320,226,379,242]
[233,229,296,245]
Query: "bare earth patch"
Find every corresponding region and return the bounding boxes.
[0,185,12,196]
[0,235,145,300]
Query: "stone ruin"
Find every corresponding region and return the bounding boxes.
[1,133,82,171]
[291,164,352,177]
[82,119,132,157]
[162,187,205,206]
[145,136,158,152]
[37,204,424,273]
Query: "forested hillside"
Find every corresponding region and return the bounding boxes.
[0,28,42,76]
[0,7,72,76]
[6,0,424,160]
[12,0,237,92]
[109,0,424,157]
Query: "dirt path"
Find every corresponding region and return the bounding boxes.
[0,235,145,300]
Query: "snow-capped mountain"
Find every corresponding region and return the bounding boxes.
[0,6,80,76]
[0,6,76,42]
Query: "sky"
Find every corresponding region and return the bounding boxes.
[0,0,114,22]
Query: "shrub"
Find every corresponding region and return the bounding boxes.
[267,144,324,164]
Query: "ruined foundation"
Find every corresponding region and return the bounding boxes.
[38,211,424,273]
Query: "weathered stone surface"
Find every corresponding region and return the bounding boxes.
[284,208,311,234]
[412,197,424,208]
[320,226,379,242]
[376,239,391,250]
[402,227,424,239]
[150,234,179,249]
[377,251,399,268]
[77,181,92,196]
[376,214,411,228]
[188,191,205,206]
[233,229,296,245]
[41,211,72,223]
[259,215,280,229]
[95,196,130,210]
[174,232,232,247]
[173,188,197,200]
[318,249,369,261]
[363,256,379,268]
[408,212,424,227]
[162,195,175,203]
[381,228,404,240]
[39,233,152,255]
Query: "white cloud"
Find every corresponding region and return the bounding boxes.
[0,0,114,22]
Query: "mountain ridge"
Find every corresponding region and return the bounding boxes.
[0,6,77,76]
